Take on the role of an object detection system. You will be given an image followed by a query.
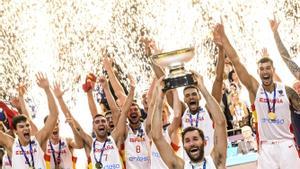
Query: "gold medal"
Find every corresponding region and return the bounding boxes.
[95,162,102,169]
[28,167,34,169]
[268,112,277,120]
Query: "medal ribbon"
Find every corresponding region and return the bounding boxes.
[189,107,203,127]
[93,139,108,166]
[18,139,34,168]
[263,84,277,116]
[49,139,62,166]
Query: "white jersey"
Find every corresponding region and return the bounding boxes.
[90,136,123,169]
[150,126,171,169]
[182,107,214,155]
[2,152,12,169]
[45,138,73,169]
[255,83,294,141]
[11,136,46,169]
[125,123,150,169]
[184,155,216,169]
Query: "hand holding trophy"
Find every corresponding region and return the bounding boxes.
[152,48,196,91]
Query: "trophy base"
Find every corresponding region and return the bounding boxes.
[163,73,196,92]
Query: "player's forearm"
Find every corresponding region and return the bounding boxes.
[44,88,59,118]
[87,90,98,118]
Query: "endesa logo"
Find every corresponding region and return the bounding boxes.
[103,164,120,169]
[128,156,149,162]
[261,118,284,125]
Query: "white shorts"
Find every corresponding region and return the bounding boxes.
[257,139,300,169]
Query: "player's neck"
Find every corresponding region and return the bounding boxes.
[96,135,108,143]
[129,122,141,131]
[51,137,60,144]
[18,138,30,146]
[263,83,276,93]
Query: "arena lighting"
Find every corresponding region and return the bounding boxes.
[0,0,299,167]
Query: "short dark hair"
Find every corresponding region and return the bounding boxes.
[104,111,112,117]
[12,115,28,130]
[183,85,200,94]
[182,126,205,142]
[93,114,106,121]
[257,57,274,66]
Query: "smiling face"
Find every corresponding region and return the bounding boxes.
[183,129,205,163]
[184,87,201,113]
[257,59,274,87]
[93,115,108,139]
[127,104,141,125]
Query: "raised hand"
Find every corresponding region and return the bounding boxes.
[36,72,50,89]
[98,76,109,89]
[102,55,114,71]
[128,74,136,89]
[140,37,162,56]
[269,18,280,33]
[260,48,269,57]
[191,70,204,87]
[53,81,67,99]
[17,83,27,97]
[213,23,225,47]
[10,97,21,109]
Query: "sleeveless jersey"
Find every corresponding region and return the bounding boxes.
[182,107,214,155]
[124,123,150,169]
[90,136,123,169]
[150,127,171,169]
[255,83,294,141]
[2,152,12,169]
[184,155,216,169]
[11,136,46,169]
[45,138,74,169]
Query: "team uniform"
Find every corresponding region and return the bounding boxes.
[255,83,300,169]
[90,136,123,169]
[11,136,46,169]
[184,155,216,169]
[124,123,150,169]
[2,152,12,169]
[182,107,214,156]
[44,138,75,169]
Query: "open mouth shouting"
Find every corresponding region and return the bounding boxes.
[188,100,198,111]
[23,131,30,140]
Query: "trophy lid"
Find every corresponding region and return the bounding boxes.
[152,48,195,67]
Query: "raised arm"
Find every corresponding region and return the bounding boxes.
[285,86,300,112]
[0,124,14,156]
[66,115,93,153]
[167,89,182,139]
[145,77,158,135]
[111,74,135,145]
[52,81,84,149]
[213,23,259,102]
[103,56,127,105]
[83,73,99,118]
[17,83,38,134]
[192,71,227,169]
[151,77,184,169]
[35,73,59,148]
[211,45,225,103]
[270,20,300,80]
[99,76,120,126]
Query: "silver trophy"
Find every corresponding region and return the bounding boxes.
[152,48,196,91]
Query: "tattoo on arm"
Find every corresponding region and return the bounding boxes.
[274,31,300,79]
[286,86,300,111]
[282,56,300,79]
